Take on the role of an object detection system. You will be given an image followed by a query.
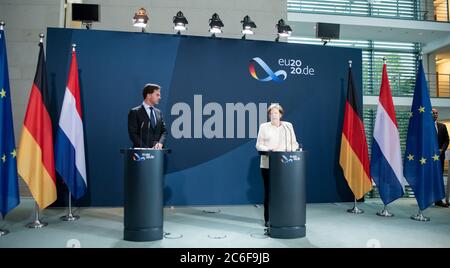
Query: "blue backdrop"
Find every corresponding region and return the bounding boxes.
[46,28,362,206]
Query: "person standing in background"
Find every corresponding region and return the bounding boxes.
[432,108,449,207]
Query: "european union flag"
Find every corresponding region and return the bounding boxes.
[0,28,19,217]
[403,60,444,211]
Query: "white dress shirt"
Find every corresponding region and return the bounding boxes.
[256,121,299,169]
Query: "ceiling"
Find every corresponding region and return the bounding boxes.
[435,45,450,60]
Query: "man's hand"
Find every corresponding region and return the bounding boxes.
[153,143,163,150]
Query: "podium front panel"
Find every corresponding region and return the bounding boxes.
[268,151,306,239]
[121,149,167,241]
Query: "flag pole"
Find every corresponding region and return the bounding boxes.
[345,60,364,215]
[411,209,430,221]
[0,212,10,236]
[60,191,80,221]
[0,20,10,236]
[26,202,48,228]
[347,198,364,214]
[25,33,49,229]
[59,44,80,222]
[375,57,394,218]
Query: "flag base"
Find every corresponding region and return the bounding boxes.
[411,213,430,222]
[347,206,364,214]
[0,229,9,236]
[26,219,48,228]
[163,232,183,239]
[376,209,394,217]
[60,213,80,221]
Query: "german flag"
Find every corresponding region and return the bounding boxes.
[339,65,372,200]
[17,41,56,209]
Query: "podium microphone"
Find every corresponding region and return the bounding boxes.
[284,124,288,152]
[283,123,294,152]
[140,121,145,148]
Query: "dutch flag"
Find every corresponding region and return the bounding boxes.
[370,63,405,205]
[55,45,87,199]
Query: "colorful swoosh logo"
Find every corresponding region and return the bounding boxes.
[132,153,146,161]
[249,57,287,83]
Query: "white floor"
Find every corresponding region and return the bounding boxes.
[1,198,450,248]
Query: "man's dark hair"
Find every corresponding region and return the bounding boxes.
[142,83,161,99]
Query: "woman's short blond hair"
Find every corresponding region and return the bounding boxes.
[267,103,284,115]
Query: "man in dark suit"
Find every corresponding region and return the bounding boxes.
[128,83,167,149]
[433,108,449,207]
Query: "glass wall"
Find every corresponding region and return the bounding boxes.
[288,0,449,22]
[288,37,421,96]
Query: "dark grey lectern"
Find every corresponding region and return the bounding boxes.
[120,148,169,242]
[268,151,306,238]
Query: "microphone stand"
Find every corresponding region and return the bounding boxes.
[147,120,151,149]
[288,124,293,151]
[282,122,289,152]
[140,121,145,148]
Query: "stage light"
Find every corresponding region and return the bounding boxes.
[241,15,256,40]
[275,19,292,42]
[133,7,149,32]
[209,13,224,37]
[173,11,188,34]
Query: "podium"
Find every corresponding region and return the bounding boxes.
[268,151,306,239]
[120,148,169,241]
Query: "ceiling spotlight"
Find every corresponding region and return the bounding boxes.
[241,15,256,40]
[275,19,292,42]
[173,11,188,34]
[133,7,149,32]
[209,13,224,37]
